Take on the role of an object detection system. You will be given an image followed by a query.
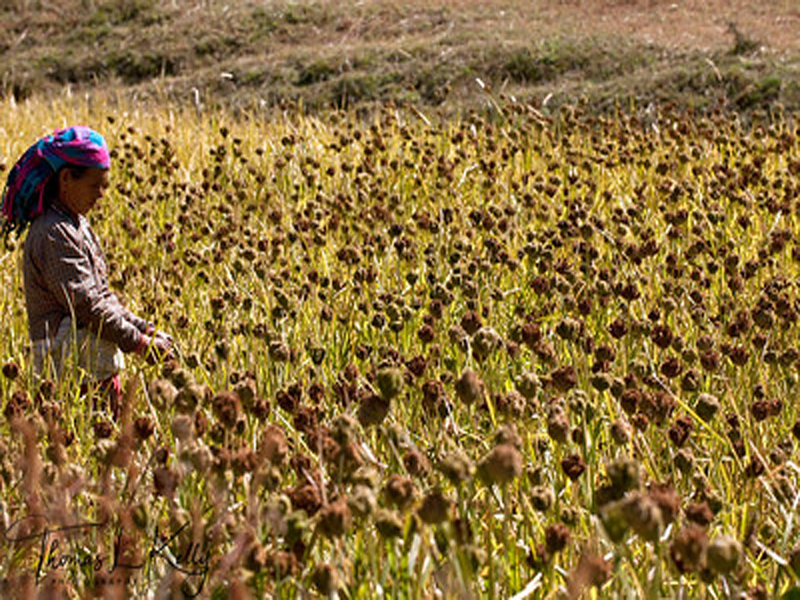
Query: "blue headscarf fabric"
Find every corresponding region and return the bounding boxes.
[2,126,110,233]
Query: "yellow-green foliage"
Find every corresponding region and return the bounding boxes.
[1,92,800,597]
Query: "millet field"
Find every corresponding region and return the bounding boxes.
[1,93,800,599]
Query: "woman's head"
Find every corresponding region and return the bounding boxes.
[2,126,110,231]
[55,165,110,217]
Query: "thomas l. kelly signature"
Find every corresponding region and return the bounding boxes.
[3,514,209,596]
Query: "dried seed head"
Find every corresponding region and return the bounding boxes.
[168,368,194,390]
[437,451,475,485]
[187,442,213,473]
[421,379,447,414]
[212,391,241,428]
[289,483,322,516]
[1,361,19,380]
[478,443,522,486]
[312,563,340,596]
[269,340,292,362]
[93,419,114,440]
[348,485,377,519]
[260,425,289,466]
[382,475,418,511]
[515,371,541,399]
[171,414,194,442]
[149,378,178,409]
[472,327,503,361]
[403,447,430,478]
[621,493,663,542]
[549,365,577,393]
[358,393,390,427]
[232,448,258,476]
[460,310,482,335]
[670,524,709,574]
[497,390,527,419]
[610,419,631,444]
[706,535,742,575]
[375,366,404,400]
[668,415,695,447]
[455,368,484,405]
[685,501,714,526]
[374,508,404,539]
[133,416,155,441]
[544,523,571,553]
[331,413,360,445]
[648,482,681,525]
[174,382,206,413]
[560,453,586,481]
[233,376,257,410]
[547,406,570,444]
[417,489,454,524]
[530,485,554,512]
[317,498,352,538]
[153,465,179,499]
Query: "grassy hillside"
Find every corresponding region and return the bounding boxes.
[2,0,799,116]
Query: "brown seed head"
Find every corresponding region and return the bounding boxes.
[133,416,155,441]
[549,365,577,393]
[211,391,240,428]
[382,474,418,511]
[437,451,474,485]
[478,443,522,486]
[706,535,742,575]
[455,368,484,405]
[560,453,586,481]
[417,489,454,524]
[670,523,709,574]
[358,393,390,427]
[312,563,340,596]
[621,493,663,542]
[1,361,20,380]
[567,552,612,597]
[375,366,404,400]
[153,466,179,499]
[544,523,571,553]
[685,501,714,526]
[547,406,570,444]
[260,425,289,466]
[317,498,352,538]
[374,509,404,539]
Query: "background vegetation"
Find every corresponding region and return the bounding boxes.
[1,0,799,116]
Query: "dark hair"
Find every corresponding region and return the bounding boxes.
[43,165,91,205]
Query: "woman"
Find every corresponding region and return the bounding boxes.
[2,126,173,417]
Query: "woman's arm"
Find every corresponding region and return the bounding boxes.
[35,222,146,353]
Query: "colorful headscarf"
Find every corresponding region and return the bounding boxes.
[2,126,110,233]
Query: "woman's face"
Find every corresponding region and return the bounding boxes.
[59,167,109,216]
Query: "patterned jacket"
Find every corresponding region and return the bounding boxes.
[23,203,149,353]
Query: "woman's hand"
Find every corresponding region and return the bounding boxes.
[141,330,175,364]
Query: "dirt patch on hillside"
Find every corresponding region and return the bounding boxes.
[380,0,799,53]
[537,0,799,53]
